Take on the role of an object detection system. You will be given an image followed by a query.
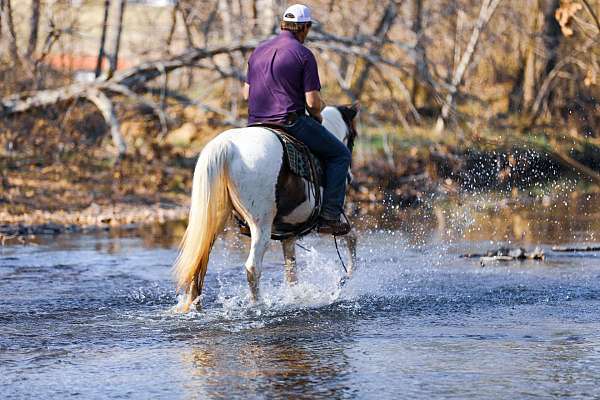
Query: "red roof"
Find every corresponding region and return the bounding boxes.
[44,54,133,72]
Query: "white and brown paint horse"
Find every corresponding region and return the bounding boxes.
[173,104,359,312]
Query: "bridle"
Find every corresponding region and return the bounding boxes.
[345,121,358,154]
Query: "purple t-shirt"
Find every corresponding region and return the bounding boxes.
[246,31,321,124]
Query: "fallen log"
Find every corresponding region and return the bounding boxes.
[0,41,260,116]
[461,247,545,266]
[551,245,600,252]
[0,41,260,156]
[0,33,439,157]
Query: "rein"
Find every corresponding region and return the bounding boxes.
[332,211,352,275]
[333,236,348,274]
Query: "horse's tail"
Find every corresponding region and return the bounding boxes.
[172,138,233,294]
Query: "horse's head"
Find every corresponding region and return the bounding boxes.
[322,102,360,153]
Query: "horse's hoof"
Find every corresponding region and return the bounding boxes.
[286,278,298,287]
[174,296,200,313]
[174,302,191,314]
[249,295,260,305]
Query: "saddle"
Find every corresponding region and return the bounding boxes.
[234,123,323,240]
[253,122,323,183]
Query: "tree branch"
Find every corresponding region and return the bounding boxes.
[581,0,600,33]
[435,0,503,133]
[85,90,127,157]
[352,0,399,95]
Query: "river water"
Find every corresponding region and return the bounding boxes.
[2,191,600,399]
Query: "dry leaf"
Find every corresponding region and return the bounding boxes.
[555,0,583,37]
[584,68,597,87]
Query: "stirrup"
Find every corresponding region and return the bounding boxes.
[317,215,351,236]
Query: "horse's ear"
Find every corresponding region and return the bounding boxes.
[344,101,360,121]
[339,102,360,122]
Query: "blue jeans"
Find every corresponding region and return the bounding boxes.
[285,116,351,219]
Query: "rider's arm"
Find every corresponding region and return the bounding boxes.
[243,83,250,101]
[305,90,323,123]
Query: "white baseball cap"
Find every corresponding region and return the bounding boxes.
[282,4,312,23]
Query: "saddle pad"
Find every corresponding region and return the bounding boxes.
[237,126,323,240]
[278,133,323,184]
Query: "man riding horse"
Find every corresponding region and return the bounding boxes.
[173,4,359,312]
[243,4,352,236]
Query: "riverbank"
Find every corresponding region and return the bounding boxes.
[0,202,187,240]
[2,117,600,239]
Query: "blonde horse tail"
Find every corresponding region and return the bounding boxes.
[172,139,233,296]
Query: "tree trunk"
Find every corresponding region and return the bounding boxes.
[255,0,283,35]
[508,1,538,113]
[435,0,503,133]
[218,0,233,42]
[521,34,537,110]
[107,0,127,79]
[27,0,41,57]
[251,0,259,34]
[512,0,561,118]
[352,0,398,97]
[0,0,3,42]
[538,0,561,108]
[410,0,424,106]
[1,0,19,64]
[96,0,111,78]
[166,1,179,52]
[177,3,195,48]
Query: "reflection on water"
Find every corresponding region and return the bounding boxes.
[2,190,600,399]
[183,329,355,399]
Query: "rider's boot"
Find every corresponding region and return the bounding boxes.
[317,214,351,236]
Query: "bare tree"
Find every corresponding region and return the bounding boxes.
[27,0,41,57]
[0,0,3,42]
[1,0,19,64]
[435,0,503,133]
[410,0,424,105]
[508,0,562,118]
[218,0,234,42]
[95,0,111,78]
[166,0,179,52]
[352,0,399,97]
[1,0,598,156]
[107,0,127,79]
[508,0,537,113]
[537,0,562,110]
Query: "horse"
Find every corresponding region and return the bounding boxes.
[172,104,360,312]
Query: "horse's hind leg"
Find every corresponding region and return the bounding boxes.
[183,277,199,312]
[282,238,297,285]
[245,223,271,302]
[230,189,274,302]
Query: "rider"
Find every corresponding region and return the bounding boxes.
[244,3,352,236]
